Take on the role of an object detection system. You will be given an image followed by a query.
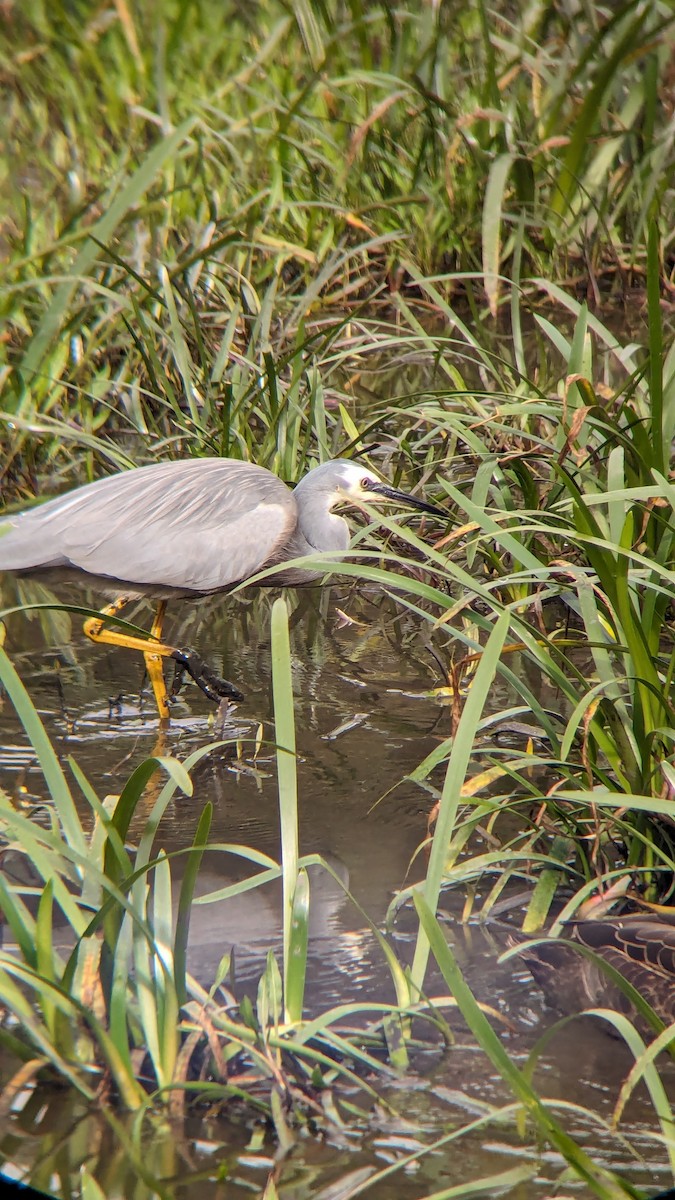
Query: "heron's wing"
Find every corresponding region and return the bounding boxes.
[0,459,299,592]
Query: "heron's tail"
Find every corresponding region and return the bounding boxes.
[0,519,67,571]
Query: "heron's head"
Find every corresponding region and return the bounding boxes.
[305,460,446,517]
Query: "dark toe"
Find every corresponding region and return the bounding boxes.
[171,648,244,703]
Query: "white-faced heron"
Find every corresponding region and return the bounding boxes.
[0,457,445,719]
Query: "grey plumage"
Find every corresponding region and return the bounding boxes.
[0,457,444,594]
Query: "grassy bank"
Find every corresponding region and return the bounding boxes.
[1,0,674,490]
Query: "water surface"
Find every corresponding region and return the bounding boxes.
[0,579,671,1198]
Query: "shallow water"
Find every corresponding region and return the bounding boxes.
[0,578,672,1198]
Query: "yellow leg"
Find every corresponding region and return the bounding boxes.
[83,597,174,721]
[83,597,178,658]
[82,596,244,716]
[144,601,170,720]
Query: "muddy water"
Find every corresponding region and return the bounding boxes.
[0,578,672,1198]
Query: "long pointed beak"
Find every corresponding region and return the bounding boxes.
[368,482,447,519]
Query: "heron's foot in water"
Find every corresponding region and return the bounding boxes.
[170,647,245,705]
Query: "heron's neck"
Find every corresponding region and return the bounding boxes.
[267,491,349,586]
[296,496,349,554]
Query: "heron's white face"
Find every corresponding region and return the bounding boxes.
[301,457,444,522]
[333,463,383,506]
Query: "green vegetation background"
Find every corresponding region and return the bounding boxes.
[0,4,674,1196]
[2,0,673,491]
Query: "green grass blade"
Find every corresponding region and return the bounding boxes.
[410,611,510,994]
[174,802,213,1007]
[647,219,664,474]
[18,117,198,391]
[549,7,648,223]
[286,867,309,1024]
[482,153,513,318]
[152,851,179,1085]
[270,597,299,1020]
[0,646,85,856]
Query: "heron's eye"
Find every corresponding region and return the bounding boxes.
[360,477,372,490]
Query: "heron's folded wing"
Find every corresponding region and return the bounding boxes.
[0,459,299,592]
